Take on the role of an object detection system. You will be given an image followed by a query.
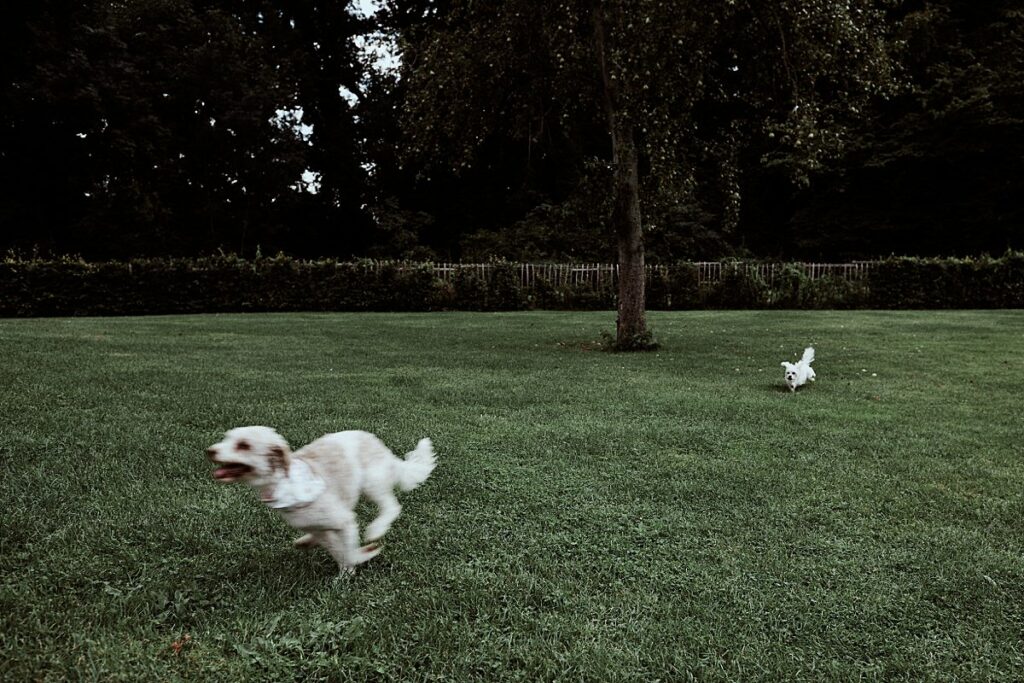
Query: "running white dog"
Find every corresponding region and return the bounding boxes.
[781,347,816,392]
[207,426,436,575]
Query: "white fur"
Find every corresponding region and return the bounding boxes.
[781,346,816,392]
[207,426,436,576]
[264,459,325,509]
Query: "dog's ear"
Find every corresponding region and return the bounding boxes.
[268,445,290,474]
[780,362,789,368]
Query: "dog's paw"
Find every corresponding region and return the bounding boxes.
[353,542,382,565]
[334,567,357,581]
[333,544,381,578]
[365,521,391,542]
[293,533,318,549]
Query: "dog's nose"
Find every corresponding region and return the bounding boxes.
[206,447,218,460]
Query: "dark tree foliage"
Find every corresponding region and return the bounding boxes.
[740,0,1024,259]
[0,0,372,258]
[2,1,98,253]
[361,0,612,262]
[1,0,1021,267]
[234,0,377,255]
[389,0,897,345]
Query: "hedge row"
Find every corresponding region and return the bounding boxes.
[0,254,1021,317]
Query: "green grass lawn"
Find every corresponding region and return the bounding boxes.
[1,310,1022,681]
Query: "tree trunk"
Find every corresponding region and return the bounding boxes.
[593,8,648,349]
[611,122,647,346]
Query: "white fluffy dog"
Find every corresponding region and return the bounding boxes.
[207,426,436,575]
[781,347,816,392]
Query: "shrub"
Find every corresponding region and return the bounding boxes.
[704,264,770,309]
[485,261,528,311]
[867,253,1024,309]
[665,263,701,310]
[645,267,672,310]
[450,267,489,310]
[772,266,869,309]
[0,253,1020,317]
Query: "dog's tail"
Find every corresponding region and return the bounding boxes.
[801,347,815,366]
[397,438,436,491]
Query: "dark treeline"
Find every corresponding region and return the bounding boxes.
[2,0,1022,262]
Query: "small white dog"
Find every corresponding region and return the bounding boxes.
[207,426,436,575]
[781,347,816,392]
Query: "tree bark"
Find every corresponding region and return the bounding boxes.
[593,8,648,348]
[611,122,646,345]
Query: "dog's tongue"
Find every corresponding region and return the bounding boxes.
[213,467,233,480]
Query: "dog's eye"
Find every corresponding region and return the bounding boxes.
[236,440,251,451]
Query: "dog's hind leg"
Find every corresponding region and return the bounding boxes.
[364,488,402,542]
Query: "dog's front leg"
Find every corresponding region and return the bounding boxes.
[321,530,382,575]
[320,514,382,575]
[321,529,358,575]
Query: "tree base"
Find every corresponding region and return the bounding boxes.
[602,329,660,353]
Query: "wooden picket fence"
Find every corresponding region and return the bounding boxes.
[688,261,875,285]
[370,260,877,287]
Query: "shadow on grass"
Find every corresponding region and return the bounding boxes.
[765,382,815,394]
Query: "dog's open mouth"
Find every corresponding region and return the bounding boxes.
[212,463,252,481]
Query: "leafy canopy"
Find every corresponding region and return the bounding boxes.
[397,0,898,197]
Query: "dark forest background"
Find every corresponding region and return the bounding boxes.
[3,0,1022,263]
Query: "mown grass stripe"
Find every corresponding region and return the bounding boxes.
[0,310,1021,681]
